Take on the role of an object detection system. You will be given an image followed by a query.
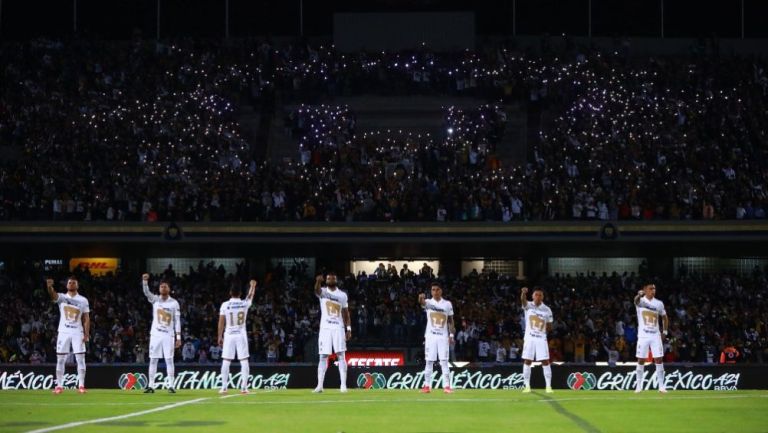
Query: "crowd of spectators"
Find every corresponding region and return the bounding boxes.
[2,38,768,222]
[1,259,765,365]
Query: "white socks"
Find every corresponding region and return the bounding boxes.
[75,354,86,387]
[240,360,250,391]
[56,354,66,387]
[523,364,531,388]
[317,355,329,390]
[337,352,348,388]
[655,363,666,391]
[220,360,232,391]
[543,364,552,388]
[439,360,452,389]
[148,358,159,387]
[424,362,434,388]
[635,364,645,391]
[164,358,175,388]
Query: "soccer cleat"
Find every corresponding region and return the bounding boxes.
[52,386,63,395]
[167,388,176,394]
[78,386,87,394]
[219,389,228,395]
[545,387,554,394]
[522,386,531,393]
[634,389,643,393]
[312,387,323,393]
[143,387,155,394]
[659,389,668,394]
[419,386,431,393]
[340,387,348,393]
[443,387,454,394]
[240,389,250,395]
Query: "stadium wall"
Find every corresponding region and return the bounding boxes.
[0,364,762,391]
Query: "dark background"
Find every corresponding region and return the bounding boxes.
[1,0,767,40]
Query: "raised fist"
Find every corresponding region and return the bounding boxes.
[250,279,258,289]
[637,290,645,296]
[46,278,54,288]
[315,275,325,283]
[521,287,529,295]
[142,273,150,282]
[418,293,426,302]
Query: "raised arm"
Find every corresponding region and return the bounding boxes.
[634,289,645,306]
[142,273,156,303]
[46,278,58,302]
[418,293,426,308]
[520,287,529,308]
[314,274,324,297]
[246,279,258,302]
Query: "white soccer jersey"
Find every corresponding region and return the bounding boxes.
[219,298,253,336]
[423,298,453,337]
[523,301,553,340]
[636,297,666,338]
[144,283,181,337]
[317,286,348,330]
[56,293,89,335]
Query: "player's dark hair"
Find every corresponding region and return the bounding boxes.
[230,285,242,296]
[326,271,337,277]
[430,281,442,289]
[533,286,544,293]
[67,275,78,282]
[159,279,171,286]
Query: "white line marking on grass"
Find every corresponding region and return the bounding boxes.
[0,402,181,407]
[23,397,208,433]
[219,393,242,399]
[216,394,768,406]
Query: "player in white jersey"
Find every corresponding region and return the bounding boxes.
[142,273,182,393]
[313,272,351,393]
[218,279,257,394]
[520,286,554,393]
[419,282,455,394]
[633,283,669,393]
[47,276,90,394]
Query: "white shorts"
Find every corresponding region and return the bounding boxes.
[149,334,175,359]
[636,336,664,359]
[56,333,86,354]
[222,334,250,360]
[522,338,549,361]
[425,335,449,361]
[318,328,346,355]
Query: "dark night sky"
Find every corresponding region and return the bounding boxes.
[1,0,767,40]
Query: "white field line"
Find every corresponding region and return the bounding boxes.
[216,393,768,405]
[23,397,208,433]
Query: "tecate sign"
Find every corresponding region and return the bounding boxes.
[333,351,405,367]
[567,370,741,391]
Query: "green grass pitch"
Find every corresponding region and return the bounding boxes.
[1,389,766,433]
